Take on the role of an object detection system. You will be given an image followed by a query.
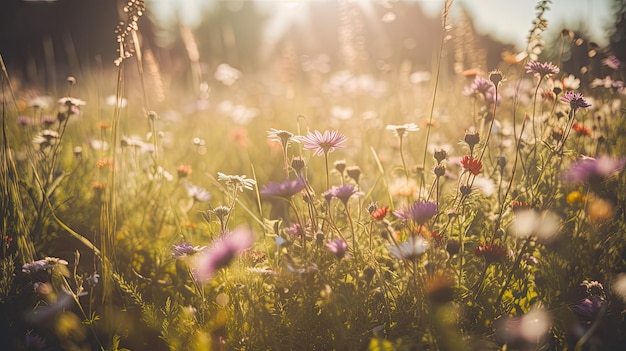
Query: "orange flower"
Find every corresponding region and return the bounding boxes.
[460,155,482,175]
[572,122,591,136]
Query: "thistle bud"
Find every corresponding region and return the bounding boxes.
[433,149,447,164]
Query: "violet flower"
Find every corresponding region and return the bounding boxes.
[393,201,438,225]
[192,228,255,283]
[260,177,305,199]
[326,238,348,260]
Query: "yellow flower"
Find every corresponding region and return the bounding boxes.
[566,190,585,205]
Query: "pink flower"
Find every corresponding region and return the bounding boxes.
[525,61,560,78]
[192,228,255,282]
[559,91,591,111]
[301,130,347,157]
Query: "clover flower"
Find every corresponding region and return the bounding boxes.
[525,61,560,78]
[172,242,206,260]
[559,91,591,111]
[217,172,256,192]
[389,236,428,261]
[460,155,483,175]
[393,201,438,225]
[192,227,255,283]
[326,239,348,260]
[386,123,419,138]
[370,206,390,221]
[260,178,306,199]
[301,130,347,157]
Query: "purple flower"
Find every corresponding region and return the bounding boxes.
[470,76,494,94]
[260,177,305,198]
[326,238,348,260]
[17,116,34,126]
[389,236,428,260]
[563,156,625,184]
[172,242,206,259]
[570,296,605,321]
[301,130,347,157]
[559,91,591,111]
[525,61,560,78]
[22,257,68,274]
[601,55,621,70]
[40,115,57,126]
[393,201,438,225]
[325,184,362,205]
[284,223,305,238]
[192,228,255,283]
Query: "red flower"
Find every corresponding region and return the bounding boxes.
[572,122,591,136]
[474,243,507,264]
[371,206,389,221]
[461,155,482,175]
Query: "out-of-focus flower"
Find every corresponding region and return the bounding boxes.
[389,236,428,260]
[192,227,255,283]
[22,257,69,274]
[28,96,53,109]
[105,95,128,108]
[325,184,362,205]
[177,164,193,179]
[560,91,591,111]
[267,128,301,148]
[217,173,256,192]
[40,115,57,126]
[17,116,35,126]
[386,123,419,138]
[572,122,592,136]
[601,55,621,70]
[562,74,581,90]
[214,63,241,86]
[32,130,60,149]
[89,139,110,151]
[260,178,305,199]
[460,155,482,175]
[301,130,347,157]
[512,209,561,241]
[85,272,100,287]
[185,182,212,202]
[120,136,155,154]
[172,242,206,259]
[570,296,605,321]
[525,61,560,78]
[494,307,551,346]
[393,201,438,225]
[474,243,507,264]
[563,155,625,184]
[612,273,626,304]
[326,238,348,260]
[345,166,361,184]
[331,106,353,120]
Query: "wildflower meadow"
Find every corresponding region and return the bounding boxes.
[1,0,626,350]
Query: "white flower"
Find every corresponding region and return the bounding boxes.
[389,237,428,260]
[561,74,580,90]
[185,182,212,202]
[214,63,241,86]
[512,209,560,241]
[217,172,256,192]
[386,123,420,138]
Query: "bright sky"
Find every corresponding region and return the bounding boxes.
[419,0,615,49]
[148,0,616,50]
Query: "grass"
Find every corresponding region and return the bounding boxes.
[1,1,626,350]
